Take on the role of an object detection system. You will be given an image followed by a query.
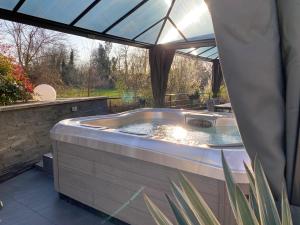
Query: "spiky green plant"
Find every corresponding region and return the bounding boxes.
[144,153,293,225]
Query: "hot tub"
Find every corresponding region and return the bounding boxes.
[51,108,249,225]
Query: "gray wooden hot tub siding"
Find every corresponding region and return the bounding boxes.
[53,141,246,225]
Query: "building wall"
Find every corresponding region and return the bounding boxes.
[0,97,108,180]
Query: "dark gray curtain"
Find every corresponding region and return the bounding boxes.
[205,0,285,198]
[149,46,175,107]
[211,59,223,98]
[205,0,300,214]
[277,0,300,206]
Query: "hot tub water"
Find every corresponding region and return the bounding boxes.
[118,119,242,147]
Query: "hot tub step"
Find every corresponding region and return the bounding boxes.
[41,153,53,176]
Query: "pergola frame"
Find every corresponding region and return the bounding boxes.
[0,0,216,60]
[0,0,220,107]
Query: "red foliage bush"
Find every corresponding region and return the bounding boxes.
[12,63,33,93]
[0,50,34,105]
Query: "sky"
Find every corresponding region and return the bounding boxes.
[0,19,131,64]
[65,34,140,65]
[64,34,105,63]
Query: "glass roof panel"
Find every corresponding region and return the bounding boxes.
[178,48,195,53]
[170,0,214,41]
[207,52,219,59]
[190,46,212,55]
[0,0,216,47]
[19,0,94,24]
[0,0,19,10]
[135,20,164,44]
[158,19,184,44]
[200,47,217,57]
[75,0,141,32]
[108,0,170,39]
[177,46,218,60]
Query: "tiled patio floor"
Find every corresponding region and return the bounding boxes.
[0,168,123,225]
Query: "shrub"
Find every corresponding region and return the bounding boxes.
[219,84,230,102]
[0,54,13,76]
[188,89,200,100]
[145,153,293,225]
[0,54,33,105]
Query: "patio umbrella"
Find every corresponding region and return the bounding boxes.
[149,46,175,107]
[205,0,300,218]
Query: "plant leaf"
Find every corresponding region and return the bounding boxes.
[244,161,256,195]
[281,185,293,225]
[165,194,192,225]
[144,194,174,225]
[244,161,260,220]
[222,152,238,221]
[254,158,281,225]
[248,188,260,221]
[170,181,201,225]
[179,173,220,225]
[235,186,260,225]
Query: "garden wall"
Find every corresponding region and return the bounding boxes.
[0,97,108,180]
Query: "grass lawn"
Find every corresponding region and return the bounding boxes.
[56,87,122,98]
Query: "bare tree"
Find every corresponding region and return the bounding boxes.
[3,21,65,74]
[168,54,212,94]
[120,45,129,75]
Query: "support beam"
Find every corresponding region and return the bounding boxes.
[185,45,215,55]
[13,0,26,12]
[0,8,152,49]
[103,0,149,34]
[155,0,176,44]
[197,46,215,56]
[158,38,215,49]
[168,17,187,41]
[176,51,214,62]
[70,0,102,26]
[133,17,165,40]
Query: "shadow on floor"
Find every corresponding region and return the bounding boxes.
[0,168,123,225]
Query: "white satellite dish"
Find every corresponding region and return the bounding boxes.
[33,84,56,101]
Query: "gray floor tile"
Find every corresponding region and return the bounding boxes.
[0,169,122,225]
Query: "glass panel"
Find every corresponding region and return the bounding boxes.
[19,0,94,24]
[200,47,217,57]
[190,46,212,55]
[187,33,215,42]
[135,20,163,44]
[208,52,219,59]
[76,0,141,32]
[177,48,196,54]
[170,0,214,41]
[158,19,184,44]
[108,0,170,39]
[0,0,19,10]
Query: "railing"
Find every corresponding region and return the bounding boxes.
[165,93,211,109]
[107,97,140,113]
[107,92,212,113]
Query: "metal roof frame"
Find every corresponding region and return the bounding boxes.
[70,0,102,26]
[0,0,218,59]
[102,0,149,34]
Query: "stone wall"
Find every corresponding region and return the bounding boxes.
[0,97,108,180]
